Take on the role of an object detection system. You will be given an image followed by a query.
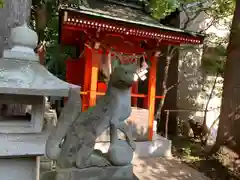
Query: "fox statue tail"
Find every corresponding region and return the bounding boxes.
[45,87,81,160]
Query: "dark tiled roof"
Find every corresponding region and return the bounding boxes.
[60,0,204,38]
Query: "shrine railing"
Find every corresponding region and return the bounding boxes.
[80,91,164,98]
[80,91,164,110]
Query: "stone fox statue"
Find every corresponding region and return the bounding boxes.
[46,63,137,169]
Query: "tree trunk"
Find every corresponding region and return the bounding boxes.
[211,0,240,155]
[201,73,219,143]
[156,54,171,126]
[157,9,180,136]
[156,46,179,136]
[0,0,32,56]
[7,0,32,25]
[0,8,8,57]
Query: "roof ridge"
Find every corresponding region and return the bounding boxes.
[95,0,152,14]
[100,0,143,10]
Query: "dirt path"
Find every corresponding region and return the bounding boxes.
[133,157,210,180]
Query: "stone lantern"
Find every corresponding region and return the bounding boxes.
[0,23,79,180]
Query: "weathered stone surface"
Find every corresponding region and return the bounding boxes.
[0,157,37,180]
[40,171,56,180]
[108,125,134,166]
[46,87,82,161]
[56,165,133,180]
[128,107,149,141]
[97,107,149,142]
[46,64,137,169]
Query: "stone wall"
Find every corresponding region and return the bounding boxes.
[177,10,224,140]
[177,11,206,124]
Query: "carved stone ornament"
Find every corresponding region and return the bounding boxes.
[0,23,79,96]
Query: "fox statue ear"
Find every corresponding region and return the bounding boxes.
[111,58,120,72]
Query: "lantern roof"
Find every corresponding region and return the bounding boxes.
[0,23,79,97]
[60,0,204,40]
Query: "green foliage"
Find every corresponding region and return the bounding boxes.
[150,0,206,19]
[30,0,74,80]
[151,0,234,76]
[0,0,4,8]
[150,0,179,18]
[150,0,233,77]
[30,0,235,79]
[150,0,235,20]
[210,0,235,18]
[202,45,227,76]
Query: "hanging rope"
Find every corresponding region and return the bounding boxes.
[83,30,146,64]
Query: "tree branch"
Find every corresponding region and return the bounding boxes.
[181,4,190,28]
[198,18,215,33]
[167,81,180,91]
[183,8,205,29]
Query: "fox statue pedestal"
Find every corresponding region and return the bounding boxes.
[56,165,133,180]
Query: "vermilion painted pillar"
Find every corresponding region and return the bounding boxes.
[132,82,138,107]
[89,48,100,107]
[147,54,157,141]
[37,46,45,65]
[82,46,93,111]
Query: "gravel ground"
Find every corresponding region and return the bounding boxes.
[133,157,210,180]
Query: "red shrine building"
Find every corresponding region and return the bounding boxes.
[58,0,204,141]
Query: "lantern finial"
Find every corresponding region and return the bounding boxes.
[3,22,39,62]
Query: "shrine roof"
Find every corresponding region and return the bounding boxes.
[60,0,204,39]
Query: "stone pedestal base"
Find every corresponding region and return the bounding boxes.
[41,171,56,180]
[95,134,172,158]
[56,165,133,180]
[0,157,37,180]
